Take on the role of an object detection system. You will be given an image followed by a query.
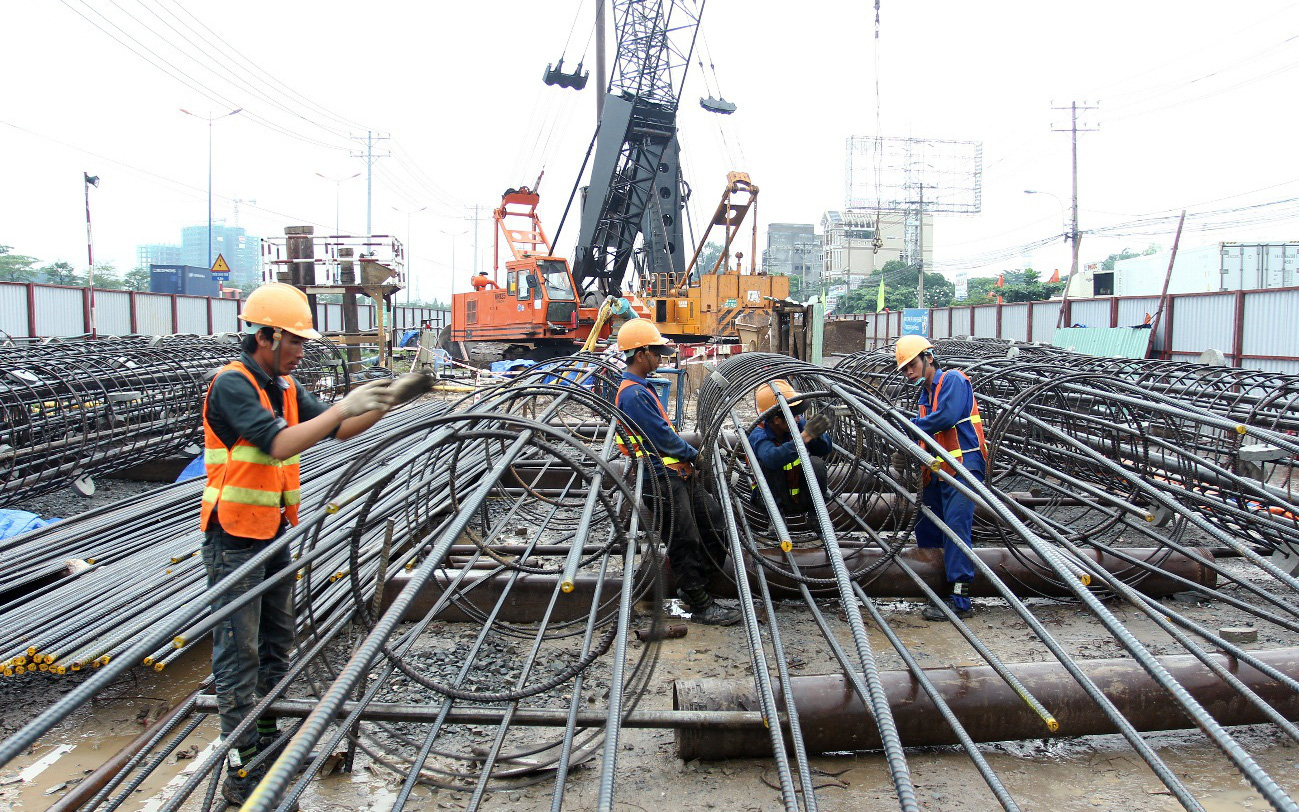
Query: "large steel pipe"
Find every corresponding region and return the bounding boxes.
[675,648,1299,760]
[383,547,1215,621]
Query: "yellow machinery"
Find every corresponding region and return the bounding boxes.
[632,172,789,341]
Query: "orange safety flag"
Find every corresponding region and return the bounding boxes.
[1048,269,1060,283]
[996,273,1005,288]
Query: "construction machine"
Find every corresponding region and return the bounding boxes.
[449,187,608,364]
[628,171,789,341]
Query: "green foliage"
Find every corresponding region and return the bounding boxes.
[832,260,957,313]
[89,262,123,290]
[1100,244,1160,271]
[962,269,1064,304]
[40,261,80,286]
[0,245,39,283]
[123,266,151,291]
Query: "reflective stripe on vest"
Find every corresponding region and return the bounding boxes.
[200,361,303,539]
[615,379,693,477]
[918,369,988,482]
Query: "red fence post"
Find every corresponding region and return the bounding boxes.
[171,294,180,334]
[1026,302,1035,343]
[1233,290,1246,367]
[83,287,92,335]
[1163,295,1175,361]
[26,284,37,338]
[1110,297,1119,328]
[129,291,139,334]
[996,301,1004,339]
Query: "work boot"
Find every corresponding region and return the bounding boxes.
[223,749,300,811]
[922,601,974,622]
[678,588,741,626]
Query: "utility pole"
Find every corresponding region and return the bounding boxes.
[350,131,390,236]
[1052,101,1098,326]
[917,185,925,308]
[464,204,489,277]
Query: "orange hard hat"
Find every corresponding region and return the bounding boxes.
[895,335,934,369]
[617,318,675,354]
[239,283,321,340]
[755,379,805,415]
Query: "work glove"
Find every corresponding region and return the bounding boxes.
[337,379,395,418]
[804,412,834,438]
[386,372,435,409]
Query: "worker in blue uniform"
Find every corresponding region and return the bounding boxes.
[614,319,739,626]
[749,379,834,514]
[897,335,988,621]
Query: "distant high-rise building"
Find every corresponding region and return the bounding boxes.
[819,210,932,311]
[138,223,261,292]
[764,223,819,289]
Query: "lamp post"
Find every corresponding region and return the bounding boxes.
[318,172,361,236]
[393,205,428,303]
[83,172,100,337]
[180,107,242,271]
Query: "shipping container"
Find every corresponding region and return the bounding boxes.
[149,266,180,294]
[1107,242,1299,297]
[150,264,218,297]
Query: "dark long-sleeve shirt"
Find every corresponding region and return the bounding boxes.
[913,368,985,474]
[748,417,831,472]
[204,353,333,455]
[616,371,697,478]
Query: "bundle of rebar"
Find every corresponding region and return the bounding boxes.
[0,335,349,504]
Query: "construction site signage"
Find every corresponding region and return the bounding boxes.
[902,308,930,336]
[210,254,231,281]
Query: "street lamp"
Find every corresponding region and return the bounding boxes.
[318,172,362,236]
[393,205,428,302]
[180,107,242,271]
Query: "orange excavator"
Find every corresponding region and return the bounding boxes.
[450,187,611,363]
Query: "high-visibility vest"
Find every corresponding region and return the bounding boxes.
[200,362,302,539]
[919,369,988,482]
[615,379,693,478]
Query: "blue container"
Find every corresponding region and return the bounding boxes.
[149,268,180,294]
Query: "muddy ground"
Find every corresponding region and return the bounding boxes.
[4,475,1299,811]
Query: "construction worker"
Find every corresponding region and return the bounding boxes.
[471,271,500,290]
[615,320,740,626]
[896,334,988,621]
[750,380,834,514]
[201,283,426,805]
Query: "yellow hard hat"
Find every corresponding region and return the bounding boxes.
[755,379,804,415]
[239,283,321,340]
[617,318,675,354]
[895,335,934,369]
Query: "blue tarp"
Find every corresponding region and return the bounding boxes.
[177,455,206,482]
[489,359,535,374]
[0,509,59,540]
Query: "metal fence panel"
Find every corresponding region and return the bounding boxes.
[1243,358,1299,375]
[136,293,173,335]
[0,284,30,337]
[973,305,997,337]
[1069,299,1110,327]
[1170,293,1235,355]
[1243,288,1299,361]
[1030,301,1061,344]
[1000,304,1029,342]
[96,291,131,335]
[930,309,951,339]
[212,298,239,332]
[947,307,972,336]
[33,286,85,337]
[176,297,208,334]
[360,305,375,331]
[1117,296,1159,327]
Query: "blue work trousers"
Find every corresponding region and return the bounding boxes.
[202,523,296,752]
[914,471,983,611]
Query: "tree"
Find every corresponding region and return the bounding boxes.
[0,245,39,283]
[123,266,151,291]
[89,262,123,290]
[40,261,80,286]
[833,260,957,313]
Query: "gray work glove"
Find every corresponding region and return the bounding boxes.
[337,379,395,417]
[804,412,834,438]
[387,372,435,408]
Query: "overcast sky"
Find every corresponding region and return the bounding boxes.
[4,0,1298,302]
